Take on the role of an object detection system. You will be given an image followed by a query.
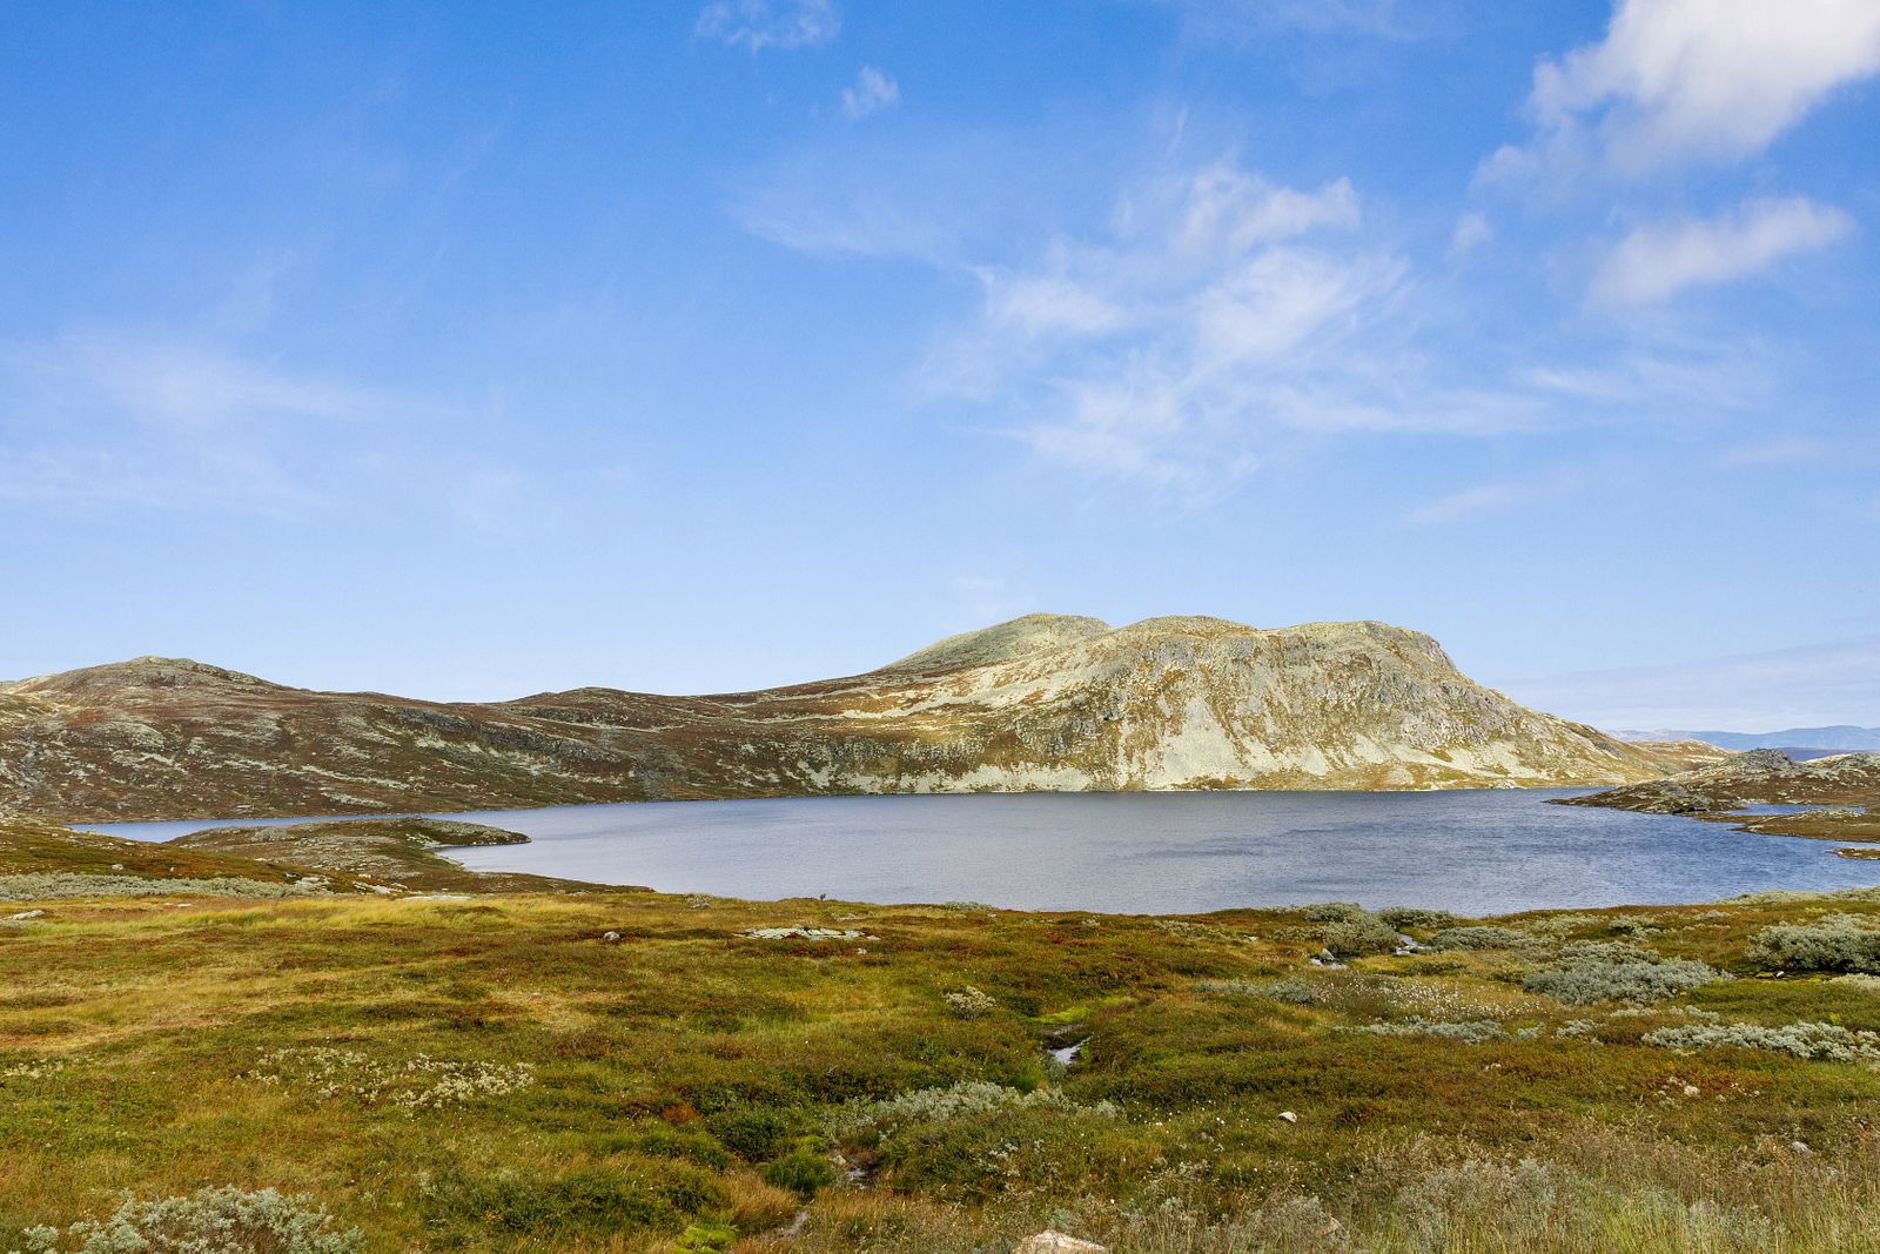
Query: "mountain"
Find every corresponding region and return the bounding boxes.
[0,615,1727,822]
[1611,726,1880,753]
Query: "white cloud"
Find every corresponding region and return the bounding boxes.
[840,66,899,119]
[922,159,1419,484]
[695,0,839,52]
[1590,196,1853,304]
[740,133,1807,491]
[1488,0,1880,179]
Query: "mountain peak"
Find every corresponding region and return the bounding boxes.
[880,613,1112,673]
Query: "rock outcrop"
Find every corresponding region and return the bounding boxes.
[1559,750,1880,844]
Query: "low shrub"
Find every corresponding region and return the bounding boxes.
[418,1163,724,1237]
[1302,902,1366,922]
[1748,914,1880,973]
[617,1128,731,1170]
[1642,1020,1880,1061]
[20,1186,361,1253]
[705,1107,796,1161]
[832,1081,1114,1136]
[1356,1017,1507,1044]
[1322,914,1401,958]
[1521,942,1723,1005]
[1194,978,1319,1004]
[1425,926,1532,952]
[1379,907,1462,931]
[759,1149,838,1198]
[941,985,998,1019]
[246,1047,535,1115]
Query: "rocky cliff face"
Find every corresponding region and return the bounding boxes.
[0,615,1725,821]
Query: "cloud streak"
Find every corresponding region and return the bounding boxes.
[1507,635,1880,730]
[0,333,424,514]
[1590,197,1854,304]
[695,0,839,52]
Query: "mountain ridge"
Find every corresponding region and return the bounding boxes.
[0,614,1727,822]
[1611,725,1880,753]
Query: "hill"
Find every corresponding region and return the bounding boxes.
[1,615,1725,821]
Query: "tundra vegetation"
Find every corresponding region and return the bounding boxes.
[6,816,1880,1250]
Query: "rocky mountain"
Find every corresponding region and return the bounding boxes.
[0,614,1726,822]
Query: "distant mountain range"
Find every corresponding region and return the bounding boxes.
[1611,726,1880,753]
[0,614,1727,822]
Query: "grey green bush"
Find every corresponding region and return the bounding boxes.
[1378,907,1462,931]
[1357,1017,1507,1044]
[1322,914,1402,958]
[1642,1020,1880,1061]
[1194,978,1319,1004]
[1521,941,1723,1005]
[831,1081,1116,1136]
[1425,926,1532,952]
[0,874,318,902]
[19,1186,361,1253]
[1747,914,1880,972]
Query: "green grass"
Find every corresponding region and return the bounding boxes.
[6,818,1880,1249]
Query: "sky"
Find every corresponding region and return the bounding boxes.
[2,0,1877,730]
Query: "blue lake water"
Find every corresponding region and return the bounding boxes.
[86,789,1880,916]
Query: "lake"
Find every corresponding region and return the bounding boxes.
[87,788,1880,915]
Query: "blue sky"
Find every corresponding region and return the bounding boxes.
[2,0,1876,730]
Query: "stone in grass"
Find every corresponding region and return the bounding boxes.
[741,926,875,941]
[1016,1233,1108,1253]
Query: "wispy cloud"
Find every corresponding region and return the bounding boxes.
[840,66,899,119]
[695,0,839,52]
[1448,211,1492,258]
[921,158,1429,485]
[1506,635,1880,730]
[0,332,424,513]
[1590,197,1854,304]
[1158,0,1417,41]
[1483,0,1880,183]
[7,333,404,432]
[1713,437,1828,467]
[1405,479,1549,526]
